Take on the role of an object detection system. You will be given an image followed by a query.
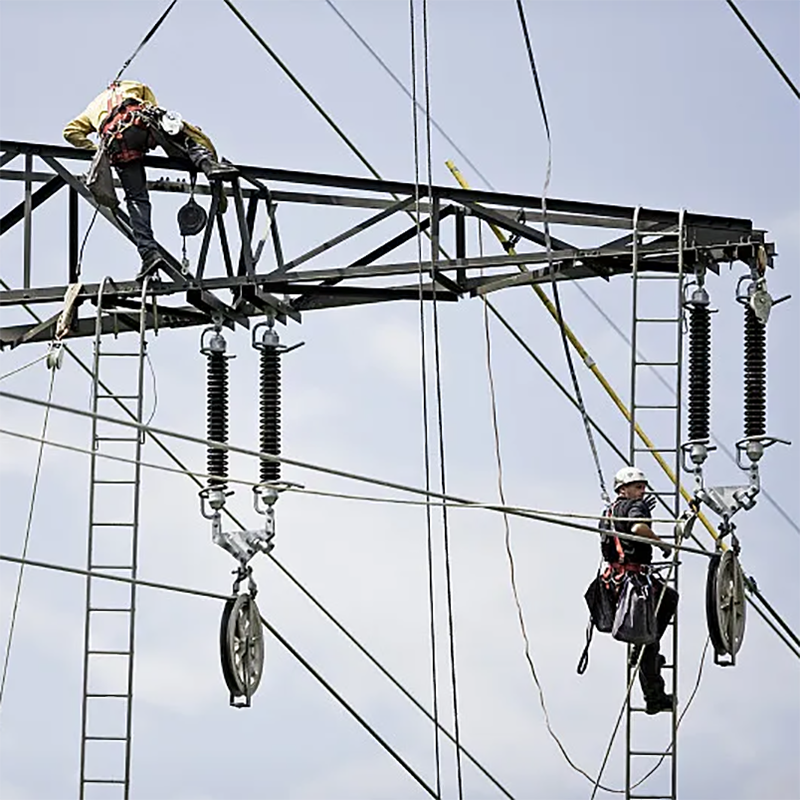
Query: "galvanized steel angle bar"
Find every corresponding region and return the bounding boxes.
[0,174,66,236]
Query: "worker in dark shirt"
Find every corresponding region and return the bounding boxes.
[603,466,678,714]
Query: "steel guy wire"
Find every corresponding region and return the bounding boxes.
[725,0,800,101]
[0,367,56,713]
[410,2,442,792]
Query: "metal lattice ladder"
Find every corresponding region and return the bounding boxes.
[79,278,150,799]
[624,209,686,800]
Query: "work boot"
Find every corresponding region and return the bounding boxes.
[199,158,238,180]
[136,250,164,282]
[645,692,675,715]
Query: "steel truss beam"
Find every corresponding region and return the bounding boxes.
[0,139,773,348]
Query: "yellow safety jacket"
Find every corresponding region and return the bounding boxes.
[63,80,217,157]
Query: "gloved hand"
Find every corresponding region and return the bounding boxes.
[644,494,657,513]
[660,543,672,560]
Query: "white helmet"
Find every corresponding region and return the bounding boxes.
[614,466,649,492]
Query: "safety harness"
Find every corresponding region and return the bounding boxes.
[100,88,156,164]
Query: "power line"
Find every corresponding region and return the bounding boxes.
[409,0,442,792]
[0,390,722,559]
[0,552,437,798]
[725,0,800,101]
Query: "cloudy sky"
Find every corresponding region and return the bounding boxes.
[1,1,798,799]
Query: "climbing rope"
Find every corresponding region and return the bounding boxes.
[0,365,57,711]
[513,0,610,505]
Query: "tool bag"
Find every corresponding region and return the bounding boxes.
[84,140,118,209]
[612,571,657,645]
[584,574,616,633]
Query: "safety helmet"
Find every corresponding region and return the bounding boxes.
[613,466,649,492]
[177,196,207,237]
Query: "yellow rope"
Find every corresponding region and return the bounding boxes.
[446,160,719,545]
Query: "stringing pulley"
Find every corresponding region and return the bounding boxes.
[705,547,747,666]
[220,572,264,708]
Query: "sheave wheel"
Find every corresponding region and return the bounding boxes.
[706,550,746,657]
[220,593,264,699]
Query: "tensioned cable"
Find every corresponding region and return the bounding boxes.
[419,1,464,795]
[725,0,800,101]
[0,354,48,382]
[0,392,729,556]
[323,0,494,189]
[0,425,679,523]
[410,1,442,793]
[112,0,179,84]
[0,552,436,799]
[0,368,56,712]
[513,0,610,505]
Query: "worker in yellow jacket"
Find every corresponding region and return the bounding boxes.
[64,80,236,280]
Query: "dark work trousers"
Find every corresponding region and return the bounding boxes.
[638,576,679,700]
[115,159,157,259]
[113,130,214,260]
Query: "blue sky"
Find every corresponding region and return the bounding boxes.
[1,1,798,798]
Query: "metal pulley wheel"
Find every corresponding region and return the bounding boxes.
[220,593,264,704]
[706,549,746,660]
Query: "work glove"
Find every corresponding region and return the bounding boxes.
[644,494,657,513]
[659,542,672,560]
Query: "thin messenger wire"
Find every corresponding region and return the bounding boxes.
[0,426,689,526]
[0,396,722,559]
[0,369,56,712]
[410,2,442,793]
[0,354,48,382]
[323,0,494,190]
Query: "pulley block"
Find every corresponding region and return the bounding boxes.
[219,592,264,706]
[705,549,746,664]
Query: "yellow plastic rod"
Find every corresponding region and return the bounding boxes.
[446,159,718,542]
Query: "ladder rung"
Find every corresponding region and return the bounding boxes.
[90,607,133,613]
[636,274,682,280]
[634,404,678,410]
[83,779,126,784]
[97,352,141,357]
[90,522,134,527]
[630,750,674,757]
[94,436,139,443]
[88,650,131,656]
[90,565,133,571]
[97,394,140,400]
[85,735,127,741]
[94,480,137,485]
[85,693,129,698]
[636,317,681,323]
[629,795,673,799]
